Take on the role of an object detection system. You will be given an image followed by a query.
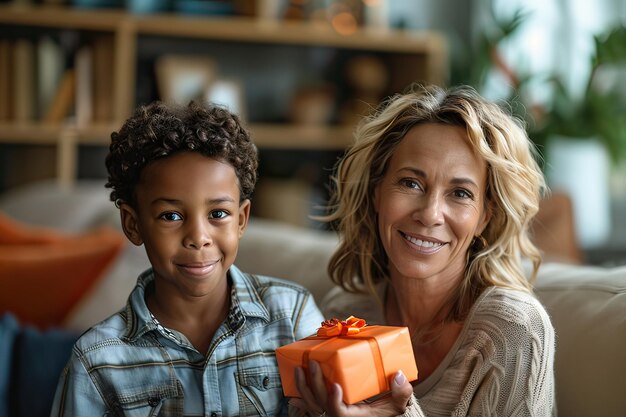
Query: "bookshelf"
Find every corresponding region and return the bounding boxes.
[0,3,448,188]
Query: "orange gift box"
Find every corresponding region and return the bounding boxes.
[276,316,418,404]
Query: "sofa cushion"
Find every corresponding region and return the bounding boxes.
[534,263,626,417]
[237,218,338,304]
[0,214,125,329]
[62,243,150,332]
[11,321,78,417]
[0,313,19,417]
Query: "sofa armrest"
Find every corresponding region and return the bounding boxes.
[534,263,626,416]
[0,179,119,233]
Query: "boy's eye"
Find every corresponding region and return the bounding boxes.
[160,212,182,221]
[209,210,228,219]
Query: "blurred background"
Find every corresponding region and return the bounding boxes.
[0,0,625,264]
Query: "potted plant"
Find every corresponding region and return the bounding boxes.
[539,25,626,163]
[454,5,625,249]
[538,25,626,248]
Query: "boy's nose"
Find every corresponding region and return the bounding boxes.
[183,220,213,249]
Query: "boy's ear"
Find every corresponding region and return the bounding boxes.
[238,199,251,239]
[119,203,143,246]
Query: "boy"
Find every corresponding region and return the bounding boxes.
[50,101,324,416]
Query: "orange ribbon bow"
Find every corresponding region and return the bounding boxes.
[316,315,367,337]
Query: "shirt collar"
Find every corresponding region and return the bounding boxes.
[228,264,270,324]
[123,265,270,342]
[122,268,158,342]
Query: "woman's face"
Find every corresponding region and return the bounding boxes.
[374,123,490,283]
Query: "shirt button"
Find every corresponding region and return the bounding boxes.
[211,413,218,417]
[148,396,160,406]
[263,376,270,388]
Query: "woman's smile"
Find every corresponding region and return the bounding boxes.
[399,231,446,254]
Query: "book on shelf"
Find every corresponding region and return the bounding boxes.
[39,35,113,126]
[0,33,116,126]
[37,36,65,121]
[0,39,11,121]
[13,38,36,123]
[44,68,75,123]
[74,45,93,127]
[91,35,114,123]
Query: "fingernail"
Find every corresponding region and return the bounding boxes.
[394,370,406,385]
[332,382,342,397]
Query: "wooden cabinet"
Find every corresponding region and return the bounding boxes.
[0,4,447,188]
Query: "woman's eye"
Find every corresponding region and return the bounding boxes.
[209,210,228,219]
[401,179,420,189]
[454,189,473,199]
[160,212,182,221]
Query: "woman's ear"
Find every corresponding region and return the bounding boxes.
[478,199,493,236]
[238,199,251,239]
[119,203,143,246]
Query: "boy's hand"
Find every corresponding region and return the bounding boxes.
[290,360,414,417]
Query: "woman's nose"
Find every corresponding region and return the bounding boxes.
[413,193,444,227]
[183,218,212,249]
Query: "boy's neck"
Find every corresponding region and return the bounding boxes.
[146,276,231,355]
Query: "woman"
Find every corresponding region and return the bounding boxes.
[292,84,555,416]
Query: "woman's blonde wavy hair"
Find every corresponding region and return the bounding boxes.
[322,84,546,321]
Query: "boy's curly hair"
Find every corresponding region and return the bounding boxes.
[105,101,258,207]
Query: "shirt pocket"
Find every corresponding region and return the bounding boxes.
[238,367,285,417]
[104,382,184,417]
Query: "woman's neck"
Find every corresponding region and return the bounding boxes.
[384,273,467,382]
[385,272,462,330]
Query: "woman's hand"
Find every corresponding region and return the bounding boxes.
[290,360,414,417]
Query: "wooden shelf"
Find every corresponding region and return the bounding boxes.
[0,5,445,54]
[0,4,447,187]
[0,123,66,145]
[250,124,354,150]
[0,122,353,149]
[134,15,445,54]
[0,4,125,30]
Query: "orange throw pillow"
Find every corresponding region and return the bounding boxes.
[0,212,125,329]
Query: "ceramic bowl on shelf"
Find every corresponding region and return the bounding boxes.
[174,0,235,16]
[72,0,125,8]
[126,0,171,14]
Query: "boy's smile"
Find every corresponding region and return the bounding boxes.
[120,151,250,301]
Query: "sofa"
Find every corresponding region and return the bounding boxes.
[0,180,624,417]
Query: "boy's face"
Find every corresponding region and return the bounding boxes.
[120,151,250,299]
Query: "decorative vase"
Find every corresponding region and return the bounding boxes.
[545,135,612,249]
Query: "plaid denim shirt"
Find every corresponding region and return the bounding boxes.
[50,265,323,417]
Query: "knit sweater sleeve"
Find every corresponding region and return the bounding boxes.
[462,288,555,416]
